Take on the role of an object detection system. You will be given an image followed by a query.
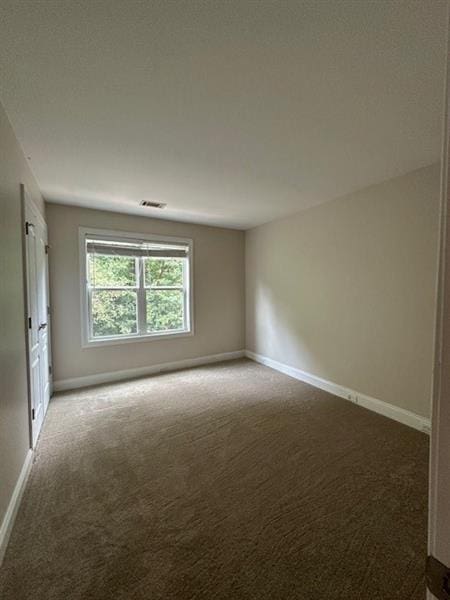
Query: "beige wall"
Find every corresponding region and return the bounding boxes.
[246,164,440,418]
[46,204,245,382]
[0,103,45,529]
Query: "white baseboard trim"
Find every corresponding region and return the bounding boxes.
[53,350,245,392]
[0,449,33,566]
[245,350,431,434]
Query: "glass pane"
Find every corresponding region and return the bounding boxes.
[92,290,137,337]
[144,258,184,287]
[146,290,184,332]
[89,254,136,287]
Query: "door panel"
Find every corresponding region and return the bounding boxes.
[36,221,50,414]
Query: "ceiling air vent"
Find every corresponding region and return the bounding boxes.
[140,200,167,209]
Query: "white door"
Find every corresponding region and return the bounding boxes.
[23,189,51,447]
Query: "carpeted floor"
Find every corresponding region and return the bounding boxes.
[0,359,428,600]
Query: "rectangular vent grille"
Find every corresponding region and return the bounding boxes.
[140,200,167,209]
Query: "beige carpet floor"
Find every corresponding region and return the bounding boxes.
[0,359,428,600]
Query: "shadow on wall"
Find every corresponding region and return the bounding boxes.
[252,281,326,376]
[244,164,440,418]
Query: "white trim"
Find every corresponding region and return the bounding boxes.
[245,350,431,434]
[81,329,194,348]
[0,450,33,566]
[53,350,245,392]
[78,226,194,348]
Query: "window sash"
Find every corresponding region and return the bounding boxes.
[143,256,185,289]
[145,288,186,333]
[89,288,139,339]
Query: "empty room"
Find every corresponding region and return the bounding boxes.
[1,1,450,599]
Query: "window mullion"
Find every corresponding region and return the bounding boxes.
[149,285,184,291]
[90,286,135,291]
[137,257,146,335]
[88,287,93,339]
[184,273,188,331]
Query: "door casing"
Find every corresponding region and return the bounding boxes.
[428,8,450,598]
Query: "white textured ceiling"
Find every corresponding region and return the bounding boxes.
[0,1,447,229]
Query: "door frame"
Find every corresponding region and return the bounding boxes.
[21,184,52,448]
[427,9,450,598]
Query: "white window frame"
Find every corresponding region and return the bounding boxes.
[79,227,194,348]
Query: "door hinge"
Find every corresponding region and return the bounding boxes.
[45,244,50,254]
[31,408,35,421]
[28,317,32,329]
[47,305,51,316]
[49,365,52,375]
[427,555,450,599]
[25,221,29,235]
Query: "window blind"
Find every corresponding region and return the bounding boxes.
[86,236,189,258]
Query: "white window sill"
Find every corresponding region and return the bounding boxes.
[82,329,194,349]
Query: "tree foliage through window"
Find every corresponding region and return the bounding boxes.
[89,254,186,337]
